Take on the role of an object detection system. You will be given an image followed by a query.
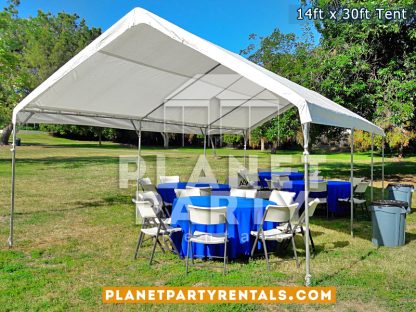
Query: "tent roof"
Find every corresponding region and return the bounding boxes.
[13,8,384,136]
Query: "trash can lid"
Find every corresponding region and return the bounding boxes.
[387,183,414,189]
[371,200,408,208]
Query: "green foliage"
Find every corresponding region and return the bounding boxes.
[246,0,415,155]
[223,134,242,145]
[0,1,100,130]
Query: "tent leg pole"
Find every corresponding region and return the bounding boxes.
[203,130,207,159]
[382,137,385,198]
[132,121,142,201]
[303,123,311,286]
[9,122,17,248]
[243,130,247,168]
[350,129,354,237]
[370,133,374,201]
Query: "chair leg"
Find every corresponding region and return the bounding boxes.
[149,236,158,265]
[223,241,228,275]
[134,231,144,260]
[156,238,165,253]
[291,235,299,268]
[168,236,180,256]
[186,238,191,274]
[326,203,329,219]
[261,237,270,271]
[250,234,259,257]
[309,231,316,255]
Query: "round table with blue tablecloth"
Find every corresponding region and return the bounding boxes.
[257,171,304,188]
[156,182,230,204]
[281,180,351,215]
[170,195,277,259]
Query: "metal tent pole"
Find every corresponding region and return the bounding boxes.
[9,122,17,247]
[382,137,385,198]
[302,123,311,286]
[243,130,247,168]
[203,128,207,159]
[132,121,142,200]
[371,133,374,201]
[350,129,354,237]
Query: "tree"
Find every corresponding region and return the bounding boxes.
[0,1,101,144]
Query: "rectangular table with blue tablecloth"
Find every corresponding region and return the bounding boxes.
[281,180,351,215]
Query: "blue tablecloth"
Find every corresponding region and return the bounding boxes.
[258,171,304,188]
[170,196,277,259]
[281,180,351,214]
[157,182,230,204]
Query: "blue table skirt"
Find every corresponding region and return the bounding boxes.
[258,172,304,188]
[170,196,277,259]
[281,180,351,214]
[157,182,231,204]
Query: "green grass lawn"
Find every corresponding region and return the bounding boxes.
[0,132,415,311]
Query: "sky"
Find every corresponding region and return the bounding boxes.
[1,0,319,53]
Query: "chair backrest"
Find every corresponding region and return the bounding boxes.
[139,177,152,185]
[272,174,290,183]
[133,199,157,218]
[186,185,212,196]
[160,175,180,183]
[269,190,296,206]
[350,177,364,188]
[295,198,320,225]
[310,181,327,193]
[230,188,257,198]
[175,188,201,198]
[264,205,291,223]
[237,169,248,186]
[188,205,227,225]
[290,168,299,173]
[142,184,157,192]
[257,167,271,173]
[244,189,257,198]
[141,191,162,208]
[355,181,369,194]
[197,177,217,183]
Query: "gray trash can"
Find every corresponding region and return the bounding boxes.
[387,184,414,209]
[369,200,408,247]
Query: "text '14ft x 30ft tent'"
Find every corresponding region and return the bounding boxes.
[10,8,385,286]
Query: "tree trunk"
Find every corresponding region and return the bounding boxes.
[1,123,13,146]
[98,128,102,146]
[161,132,169,148]
[260,137,265,151]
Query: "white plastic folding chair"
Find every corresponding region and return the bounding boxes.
[250,204,300,270]
[174,188,201,198]
[339,181,370,218]
[137,177,157,192]
[269,190,296,206]
[230,188,257,198]
[265,174,290,190]
[139,191,171,220]
[160,175,180,183]
[310,181,328,218]
[246,173,263,190]
[186,185,212,196]
[290,198,320,256]
[186,205,228,274]
[133,200,180,265]
[197,177,218,183]
[350,177,364,189]
[237,169,248,186]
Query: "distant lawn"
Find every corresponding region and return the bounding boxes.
[0,132,415,311]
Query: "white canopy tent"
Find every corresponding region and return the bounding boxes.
[10,8,385,286]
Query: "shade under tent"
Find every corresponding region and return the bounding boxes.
[10,7,385,286]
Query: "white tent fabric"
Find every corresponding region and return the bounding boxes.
[13,7,384,136]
